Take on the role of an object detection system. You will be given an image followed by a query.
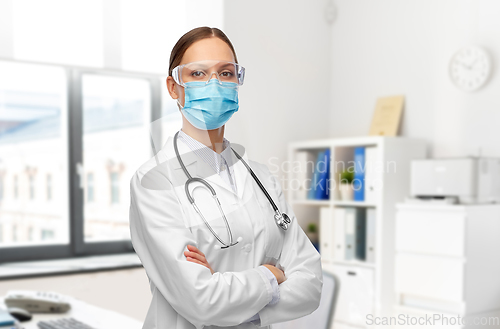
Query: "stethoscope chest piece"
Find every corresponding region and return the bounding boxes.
[274,211,291,230]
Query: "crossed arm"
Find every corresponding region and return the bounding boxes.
[184,244,286,283]
[184,244,285,325]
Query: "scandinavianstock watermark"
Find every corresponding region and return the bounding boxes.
[266,157,396,195]
[366,313,500,326]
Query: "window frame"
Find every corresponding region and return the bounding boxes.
[0,60,163,263]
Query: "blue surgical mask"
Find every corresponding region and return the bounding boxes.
[177,78,239,130]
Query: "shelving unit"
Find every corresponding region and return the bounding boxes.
[292,200,377,207]
[287,136,426,329]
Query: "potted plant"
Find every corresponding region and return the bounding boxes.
[306,222,319,251]
[338,169,354,201]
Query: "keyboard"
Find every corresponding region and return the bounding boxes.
[37,317,96,329]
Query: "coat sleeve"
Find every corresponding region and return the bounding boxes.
[129,170,274,329]
[257,166,324,327]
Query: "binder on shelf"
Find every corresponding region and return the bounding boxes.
[344,207,356,260]
[315,149,331,200]
[355,208,367,261]
[294,151,315,200]
[308,150,324,199]
[353,147,365,201]
[366,208,376,263]
[364,146,378,204]
[319,207,334,259]
[333,207,346,261]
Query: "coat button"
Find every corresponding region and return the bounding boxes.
[242,243,252,253]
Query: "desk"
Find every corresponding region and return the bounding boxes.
[0,296,142,329]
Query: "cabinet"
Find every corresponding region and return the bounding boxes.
[394,204,500,327]
[287,136,426,328]
[331,264,374,326]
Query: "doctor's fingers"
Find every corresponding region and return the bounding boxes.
[187,244,205,257]
[184,250,208,263]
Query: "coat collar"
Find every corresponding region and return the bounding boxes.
[162,134,250,201]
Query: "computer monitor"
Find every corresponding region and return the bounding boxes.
[272,270,338,329]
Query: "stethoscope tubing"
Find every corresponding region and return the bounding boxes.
[173,131,288,249]
[173,132,238,247]
[230,147,279,213]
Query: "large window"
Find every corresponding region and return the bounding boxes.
[0,0,221,263]
[82,74,151,242]
[0,61,69,249]
[0,60,161,262]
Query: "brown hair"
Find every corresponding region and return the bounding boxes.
[168,26,238,77]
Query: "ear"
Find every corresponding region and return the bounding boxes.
[166,76,180,100]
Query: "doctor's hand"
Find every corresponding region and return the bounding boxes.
[184,244,215,275]
[262,264,287,284]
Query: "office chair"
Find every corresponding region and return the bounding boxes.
[272,269,338,329]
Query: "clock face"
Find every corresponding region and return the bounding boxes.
[449,46,491,92]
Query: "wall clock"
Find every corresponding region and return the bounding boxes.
[449,46,492,92]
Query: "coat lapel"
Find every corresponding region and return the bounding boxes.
[229,143,251,201]
[162,134,250,202]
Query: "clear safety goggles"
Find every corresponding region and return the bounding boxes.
[172,60,245,88]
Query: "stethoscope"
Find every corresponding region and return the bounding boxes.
[173,131,291,249]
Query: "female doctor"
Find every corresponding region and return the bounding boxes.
[129,27,323,329]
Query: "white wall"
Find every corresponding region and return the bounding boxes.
[223,0,333,178]
[329,0,500,158]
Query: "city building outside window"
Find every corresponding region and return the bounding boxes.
[87,172,94,203]
[12,224,17,242]
[29,174,35,200]
[46,174,52,201]
[0,176,4,201]
[110,172,119,204]
[41,229,54,241]
[29,226,34,241]
[14,175,18,199]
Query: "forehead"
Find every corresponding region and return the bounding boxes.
[180,37,235,65]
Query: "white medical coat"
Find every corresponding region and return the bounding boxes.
[129,135,323,329]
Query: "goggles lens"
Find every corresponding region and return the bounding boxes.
[173,60,245,87]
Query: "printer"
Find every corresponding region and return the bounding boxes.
[410,157,500,204]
